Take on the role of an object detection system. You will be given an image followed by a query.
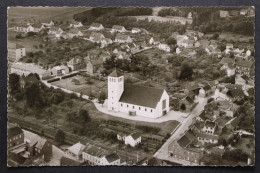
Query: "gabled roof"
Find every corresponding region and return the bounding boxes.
[227,88,245,98]
[177,130,196,148]
[83,145,107,158]
[132,27,140,31]
[204,120,216,129]
[112,25,125,30]
[31,23,42,28]
[8,126,23,138]
[109,70,123,77]
[220,57,234,64]
[195,132,219,140]
[90,23,103,28]
[130,132,142,140]
[115,34,130,41]
[105,153,120,163]
[119,84,165,108]
[236,59,254,68]
[67,142,85,156]
[198,111,207,121]
[49,26,62,32]
[90,32,104,39]
[186,83,200,91]
[68,28,81,34]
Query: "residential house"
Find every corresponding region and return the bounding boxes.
[131,27,141,34]
[117,132,128,141]
[48,26,63,36]
[236,59,254,76]
[240,9,248,15]
[89,23,104,31]
[179,48,197,58]
[115,34,133,43]
[124,132,142,147]
[235,74,254,90]
[226,43,234,50]
[217,100,237,117]
[199,85,211,97]
[89,32,105,43]
[229,10,240,17]
[10,62,51,79]
[111,25,127,33]
[195,131,219,145]
[184,83,201,97]
[67,56,86,71]
[70,21,83,28]
[194,41,201,48]
[100,38,113,48]
[198,40,210,49]
[65,142,85,160]
[220,63,236,77]
[51,65,69,76]
[158,43,171,52]
[202,120,217,134]
[14,23,31,33]
[179,96,196,112]
[41,20,54,28]
[101,153,121,166]
[149,36,160,45]
[220,10,229,18]
[82,145,107,165]
[225,116,241,131]
[176,35,189,47]
[168,130,204,165]
[8,125,24,149]
[226,88,245,102]
[8,43,26,62]
[28,135,52,161]
[31,23,43,32]
[64,28,83,38]
[86,59,103,74]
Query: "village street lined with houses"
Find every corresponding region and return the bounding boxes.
[7,7,255,166]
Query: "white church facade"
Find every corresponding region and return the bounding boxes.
[107,70,170,119]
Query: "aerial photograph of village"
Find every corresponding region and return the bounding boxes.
[7,7,255,166]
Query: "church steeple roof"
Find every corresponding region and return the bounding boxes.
[109,69,123,77]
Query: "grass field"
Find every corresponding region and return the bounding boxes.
[52,75,108,98]
[7,7,89,27]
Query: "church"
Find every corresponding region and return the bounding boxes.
[107,70,170,119]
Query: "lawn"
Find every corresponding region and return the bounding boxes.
[52,75,108,98]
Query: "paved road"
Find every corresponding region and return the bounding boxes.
[154,97,208,165]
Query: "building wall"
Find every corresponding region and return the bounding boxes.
[89,25,104,31]
[125,136,141,147]
[82,152,103,165]
[168,142,203,164]
[8,133,24,148]
[108,76,124,112]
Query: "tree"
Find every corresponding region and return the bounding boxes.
[9,73,20,94]
[98,91,106,106]
[15,33,22,39]
[55,129,65,145]
[25,83,42,108]
[79,109,90,125]
[179,61,193,80]
[166,37,177,45]
[211,33,219,40]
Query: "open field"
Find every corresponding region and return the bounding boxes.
[7,7,88,27]
[52,75,107,98]
[8,30,43,53]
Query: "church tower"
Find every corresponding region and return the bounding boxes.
[107,70,124,112]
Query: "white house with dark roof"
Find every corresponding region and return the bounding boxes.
[107,70,170,118]
[70,21,83,28]
[89,32,105,43]
[111,25,127,33]
[65,142,85,160]
[115,34,132,43]
[132,27,141,34]
[124,132,142,147]
[158,43,171,52]
[89,23,104,31]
